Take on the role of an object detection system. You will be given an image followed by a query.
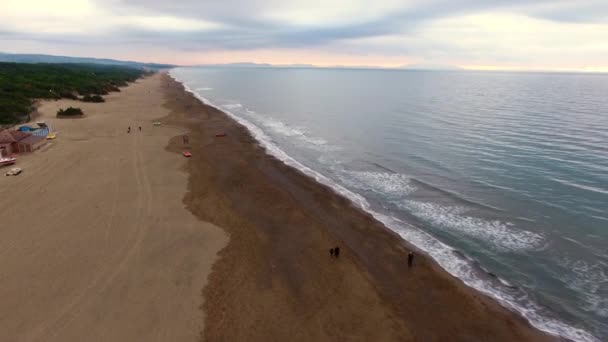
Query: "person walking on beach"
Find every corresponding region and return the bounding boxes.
[408,251,415,268]
[138,126,141,132]
[127,126,131,133]
[334,247,340,258]
[329,248,334,258]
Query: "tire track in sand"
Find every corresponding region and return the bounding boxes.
[28,129,153,342]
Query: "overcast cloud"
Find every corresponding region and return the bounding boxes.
[1,0,607,70]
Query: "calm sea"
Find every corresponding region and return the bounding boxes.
[171,67,608,341]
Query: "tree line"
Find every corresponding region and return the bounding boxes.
[0,62,151,125]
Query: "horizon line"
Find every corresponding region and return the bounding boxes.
[180,62,608,74]
[2,51,607,74]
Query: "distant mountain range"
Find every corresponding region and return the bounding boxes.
[401,63,463,71]
[194,62,317,69]
[194,62,462,71]
[0,53,462,71]
[0,52,175,70]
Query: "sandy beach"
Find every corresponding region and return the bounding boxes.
[0,71,554,341]
[0,73,227,341]
[161,74,555,341]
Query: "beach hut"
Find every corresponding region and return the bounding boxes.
[16,135,46,153]
[0,130,28,153]
[32,127,49,137]
[0,129,46,153]
[0,143,12,157]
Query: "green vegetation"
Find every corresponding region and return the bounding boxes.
[57,107,84,117]
[1,62,150,125]
[82,94,105,103]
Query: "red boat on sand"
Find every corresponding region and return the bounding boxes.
[182,151,192,157]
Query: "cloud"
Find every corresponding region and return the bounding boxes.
[0,0,606,70]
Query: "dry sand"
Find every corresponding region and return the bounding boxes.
[0,73,227,342]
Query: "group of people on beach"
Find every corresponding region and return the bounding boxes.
[329,247,340,258]
[127,126,142,133]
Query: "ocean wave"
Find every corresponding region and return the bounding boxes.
[221,103,243,110]
[196,87,213,91]
[558,258,608,318]
[260,118,307,137]
[249,113,340,151]
[339,171,417,197]
[550,177,608,195]
[169,70,598,342]
[399,200,544,251]
[371,213,598,342]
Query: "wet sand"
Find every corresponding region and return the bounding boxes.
[0,73,227,341]
[161,74,556,341]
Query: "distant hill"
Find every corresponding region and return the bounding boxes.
[195,62,317,69]
[195,63,396,70]
[194,62,463,71]
[0,52,175,70]
[399,63,463,71]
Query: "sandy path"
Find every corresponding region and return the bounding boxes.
[0,74,227,342]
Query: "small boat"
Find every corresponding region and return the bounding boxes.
[0,156,17,167]
[6,167,22,176]
[47,133,57,140]
[215,133,227,137]
[182,151,192,157]
[153,122,161,126]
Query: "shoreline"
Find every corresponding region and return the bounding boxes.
[161,73,556,341]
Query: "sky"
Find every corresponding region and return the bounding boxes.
[1,0,607,71]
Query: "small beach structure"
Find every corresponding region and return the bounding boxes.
[17,135,47,153]
[0,142,12,157]
[17,126,36,132]
[0,129,47,153]
[36,121,49,129]
[0,130,28,154]
[182,151,192,157]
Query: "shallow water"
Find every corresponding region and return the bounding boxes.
[171,67,608,341]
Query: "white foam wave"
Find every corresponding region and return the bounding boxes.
[196,87,213,91]
[399,201,543,251]
[251,113,340,151]
[340,171,417,197]
[221,103,243,109]
[559,258,608,318]
[261,118,307,137]
[374,214,599,342]
[171,72,368,211]
[169,70,599,342]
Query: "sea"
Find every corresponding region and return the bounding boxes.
[170,67,608,341]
